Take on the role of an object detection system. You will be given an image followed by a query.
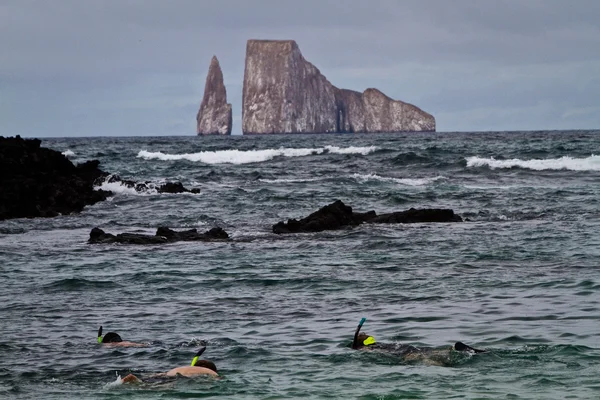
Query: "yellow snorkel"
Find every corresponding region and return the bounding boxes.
[191,346,207,366]
[352,317,366,349]
[97,326,103,344]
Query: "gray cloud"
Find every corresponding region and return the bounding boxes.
[1,0,599,136]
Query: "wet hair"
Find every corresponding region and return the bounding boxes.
[194,359,218,373]
[102,332,123,343]
[357,333,370,344]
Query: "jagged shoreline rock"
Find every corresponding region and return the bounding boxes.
[272,200,461,234]
[0,136,112,220]
[197,56,232,135]
[242,40,435,134]
[88,226,229,244]
[103,175,200,194]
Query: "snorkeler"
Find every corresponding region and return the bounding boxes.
[351,318,486,366]
[97,326,148,348]
[121,347,219,384]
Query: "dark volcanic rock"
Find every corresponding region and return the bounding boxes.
[157,181,201,194]
[0,136,111,220]
[89,226,229,244]
[197,56,232,135]
[272,200,461,234]
[242,40,435,134]
[272,200,375,234]
[368,208,462,224]
[104,175,200,194]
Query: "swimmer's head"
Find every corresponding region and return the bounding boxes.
[356,332,376,347]
[101,332,123,343]
[194,359,218,373]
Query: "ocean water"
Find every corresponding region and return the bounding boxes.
[1,131,600,399]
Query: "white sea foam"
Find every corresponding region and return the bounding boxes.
[137,145,378,165]
[103,374,123,389]
[258,177,321,184]
[324,145,378,155]
[95,180,153,195]
[352,173,444,186]
[465,155,600,171]
[93,175,158,196]
[62,150,75,157]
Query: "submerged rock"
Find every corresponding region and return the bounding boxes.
[89,226,229,244]
[242,40,435,134]
[272,200,461,234]
[197,56,232,135]
[0,136,111,220]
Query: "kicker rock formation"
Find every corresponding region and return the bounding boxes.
[196,56,232,135]
[242,40,435,134]
[242,40,338,134]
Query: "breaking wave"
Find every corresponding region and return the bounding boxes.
[352,173,444,186]
[465,155,600,171]
[95,180,150,195]
[137,145,378,165]
[62,150,75,157]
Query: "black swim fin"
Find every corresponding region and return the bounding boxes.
[454,341,486,353]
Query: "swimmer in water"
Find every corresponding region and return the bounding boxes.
[121,347,219,385]
[351,318,486,366]
[97,326,147,348]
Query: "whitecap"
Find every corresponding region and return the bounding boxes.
[137,145,378,165]
[62,150,75,157]
[103,374,123,389]
[258,177,321,184]
[352,173,444,186]
[324,145,378,155]
[465,155,600,171]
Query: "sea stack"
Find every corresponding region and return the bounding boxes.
[196,56,232,135]
[242,40,435,134]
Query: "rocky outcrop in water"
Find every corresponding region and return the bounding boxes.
[103,175,200,194]
[196,56,232,135]
[272,200,461,234]
[242,40,435,134]
[0,136,111,220]
[89,226,229,244]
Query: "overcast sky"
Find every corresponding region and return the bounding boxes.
[1,0,599,137]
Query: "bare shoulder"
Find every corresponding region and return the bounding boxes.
[166,366,218,378]
[122,374,143,384]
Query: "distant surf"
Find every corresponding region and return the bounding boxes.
[465,155,600,171]
[352,173,444,186]
[137,145,378,165]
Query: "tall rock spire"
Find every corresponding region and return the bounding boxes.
[196,56,232,135]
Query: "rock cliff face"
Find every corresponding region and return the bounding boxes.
[196,56,232,135]
[242,40,435,134]
[242,40,338,134]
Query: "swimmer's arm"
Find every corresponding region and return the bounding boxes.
[122,372,169,384]
[122,374,142,384]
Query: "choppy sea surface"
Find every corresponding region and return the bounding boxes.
[1,131,600,399]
